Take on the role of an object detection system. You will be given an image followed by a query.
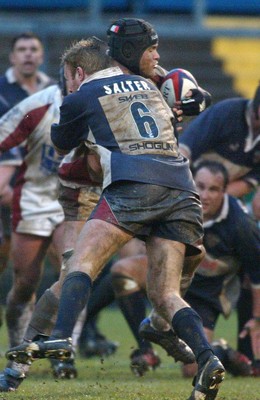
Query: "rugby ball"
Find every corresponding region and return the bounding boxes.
[160,68,198,108]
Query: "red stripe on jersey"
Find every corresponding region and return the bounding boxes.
[11,162,27,231]
[0,104,51,152]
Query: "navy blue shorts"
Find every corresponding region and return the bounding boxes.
[90,181,203,256]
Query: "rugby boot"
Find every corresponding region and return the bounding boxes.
[51,357,78,379]
[6,337,72,365]
[139,317,195,364]
[187,355,225,400]
[0,367,25,392]
[130,348,161,377]
[79,334,119,358]
[251,360,260,377]
[211,339,252,377]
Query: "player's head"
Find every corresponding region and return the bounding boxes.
[9,31,44,78]
[61,36,110,93]
[193,160,229,221]
[107,18,159,76]
[249,83,260,138]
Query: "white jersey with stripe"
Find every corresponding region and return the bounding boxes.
[0,84,64,235]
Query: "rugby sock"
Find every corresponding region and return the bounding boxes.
[78,273,115,344]
[51,271,92,339]
[117,291,152,350]
[87,273,115,320]
[24,289,59,340]
[172,307,213,365]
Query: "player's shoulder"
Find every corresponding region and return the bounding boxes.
[37,84,61,101]
[227,195,256,226]
[21,84,60,108]
[228,195,246,213]
[212,97,247,112]
[61,88,88,118]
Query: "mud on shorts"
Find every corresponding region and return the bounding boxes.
[58,183,102,221]
[90,181,204,256]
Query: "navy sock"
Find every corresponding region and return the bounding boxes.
[51,271,92,339]
[117,291,151,351]
[172,307,213,364]
[79,274,115,343]
[87,273,115,320]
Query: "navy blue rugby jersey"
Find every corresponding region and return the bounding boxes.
[180,98,260,187]
[185,195,260,315]
[0,76,28,117]
[51,67,197,194]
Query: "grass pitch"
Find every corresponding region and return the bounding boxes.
[0,308,259,400]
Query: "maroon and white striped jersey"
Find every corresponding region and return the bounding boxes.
[0,84,64,235]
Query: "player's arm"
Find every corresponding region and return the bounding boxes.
[0,164,15,206]
[0,96,48,152]
[228,167,260,198]
[235,212,260,359]
[226,180,255,198]
[51,95,89,154]
[252,187,260,220]
[239,285,260,361]
[179,104,221,163]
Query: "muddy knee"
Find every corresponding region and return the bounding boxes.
[111,273,140,297]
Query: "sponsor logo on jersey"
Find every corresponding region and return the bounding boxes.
[129,141,175,151]
[118,93,148,103]
[103,80,151,95]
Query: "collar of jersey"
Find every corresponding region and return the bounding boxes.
[203,193,229,228]
[5,67,51,91]
[79,66,123,89]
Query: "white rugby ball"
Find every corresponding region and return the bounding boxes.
[160,68,198,108]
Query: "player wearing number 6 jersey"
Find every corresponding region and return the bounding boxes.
[6,27,225,399]
[53,69,195,193]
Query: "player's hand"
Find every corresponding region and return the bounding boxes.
[174,88,212,116]
[173,108,183,123]
[239,318,260,360]
[173,108,183,133]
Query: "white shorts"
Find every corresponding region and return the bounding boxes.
[15,212,64,236]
